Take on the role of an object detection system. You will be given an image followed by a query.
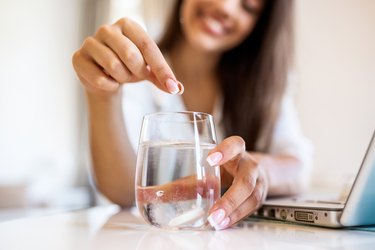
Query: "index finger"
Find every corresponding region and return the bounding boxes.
[116,18,183,94]
[206,136,246,175]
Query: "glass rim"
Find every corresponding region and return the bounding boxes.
[143,111,213,121]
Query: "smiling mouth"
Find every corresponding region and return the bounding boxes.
[197,9,229,37]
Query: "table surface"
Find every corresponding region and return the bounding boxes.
[0,205,374,250]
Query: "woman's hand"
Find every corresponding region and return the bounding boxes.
[206,136,269,230]
[72,17,183,95]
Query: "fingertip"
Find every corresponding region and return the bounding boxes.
[165,78,180,94]
[207,151,223,166]
[147,73,183,95]
[207,208,230,230]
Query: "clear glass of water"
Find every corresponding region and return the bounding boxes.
[135,111,221,230]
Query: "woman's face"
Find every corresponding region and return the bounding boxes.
[180,0,264,53]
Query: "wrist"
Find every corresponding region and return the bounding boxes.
[84,87,124,120]
[85,87,123,107]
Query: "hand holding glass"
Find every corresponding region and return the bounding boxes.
[135,112,221,230]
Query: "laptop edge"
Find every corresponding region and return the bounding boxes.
[253,130,375,228]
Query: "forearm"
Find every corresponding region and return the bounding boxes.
[86,89,136,207]
[252,153,309,197]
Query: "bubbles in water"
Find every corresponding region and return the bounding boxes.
[136,142,220,230]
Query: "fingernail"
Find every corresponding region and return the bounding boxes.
[177,81,184,95]
[207,208,225,228]
[214,217,230,231]
[166,78,179,94]
[206,152,223,166]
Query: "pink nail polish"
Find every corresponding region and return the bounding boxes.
[166,78,179,94]
[207,208,225,228]
[206,152,223,166]
[214,217,230,230]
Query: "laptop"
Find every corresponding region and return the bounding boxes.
[255,130,375,228]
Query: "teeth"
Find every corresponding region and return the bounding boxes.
[205,17,224,35]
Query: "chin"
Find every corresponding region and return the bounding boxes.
[187,34,232,54]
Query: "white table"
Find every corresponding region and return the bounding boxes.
[0,205,374,250]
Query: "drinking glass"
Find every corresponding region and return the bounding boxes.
[135,111,221,230]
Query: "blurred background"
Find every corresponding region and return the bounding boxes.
[0,0,374,221]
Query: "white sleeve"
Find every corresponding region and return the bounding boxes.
[122,82,158,153]
[269,94,314,174]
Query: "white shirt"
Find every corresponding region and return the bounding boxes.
[122,81,313,174]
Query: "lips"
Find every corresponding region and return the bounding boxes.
[203,16,226,36]
[197,10,230,37]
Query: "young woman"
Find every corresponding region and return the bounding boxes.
[72,0,312,230]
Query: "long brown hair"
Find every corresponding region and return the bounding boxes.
[158,0,294,152]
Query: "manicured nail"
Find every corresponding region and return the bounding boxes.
[206,152,223,166]
[166,78,180,94]
[214,217,230,231]
[207,208,225,228]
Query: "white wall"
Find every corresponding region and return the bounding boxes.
[94,0,144,26]
[294,0,375,190]
[0,0,92,207]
